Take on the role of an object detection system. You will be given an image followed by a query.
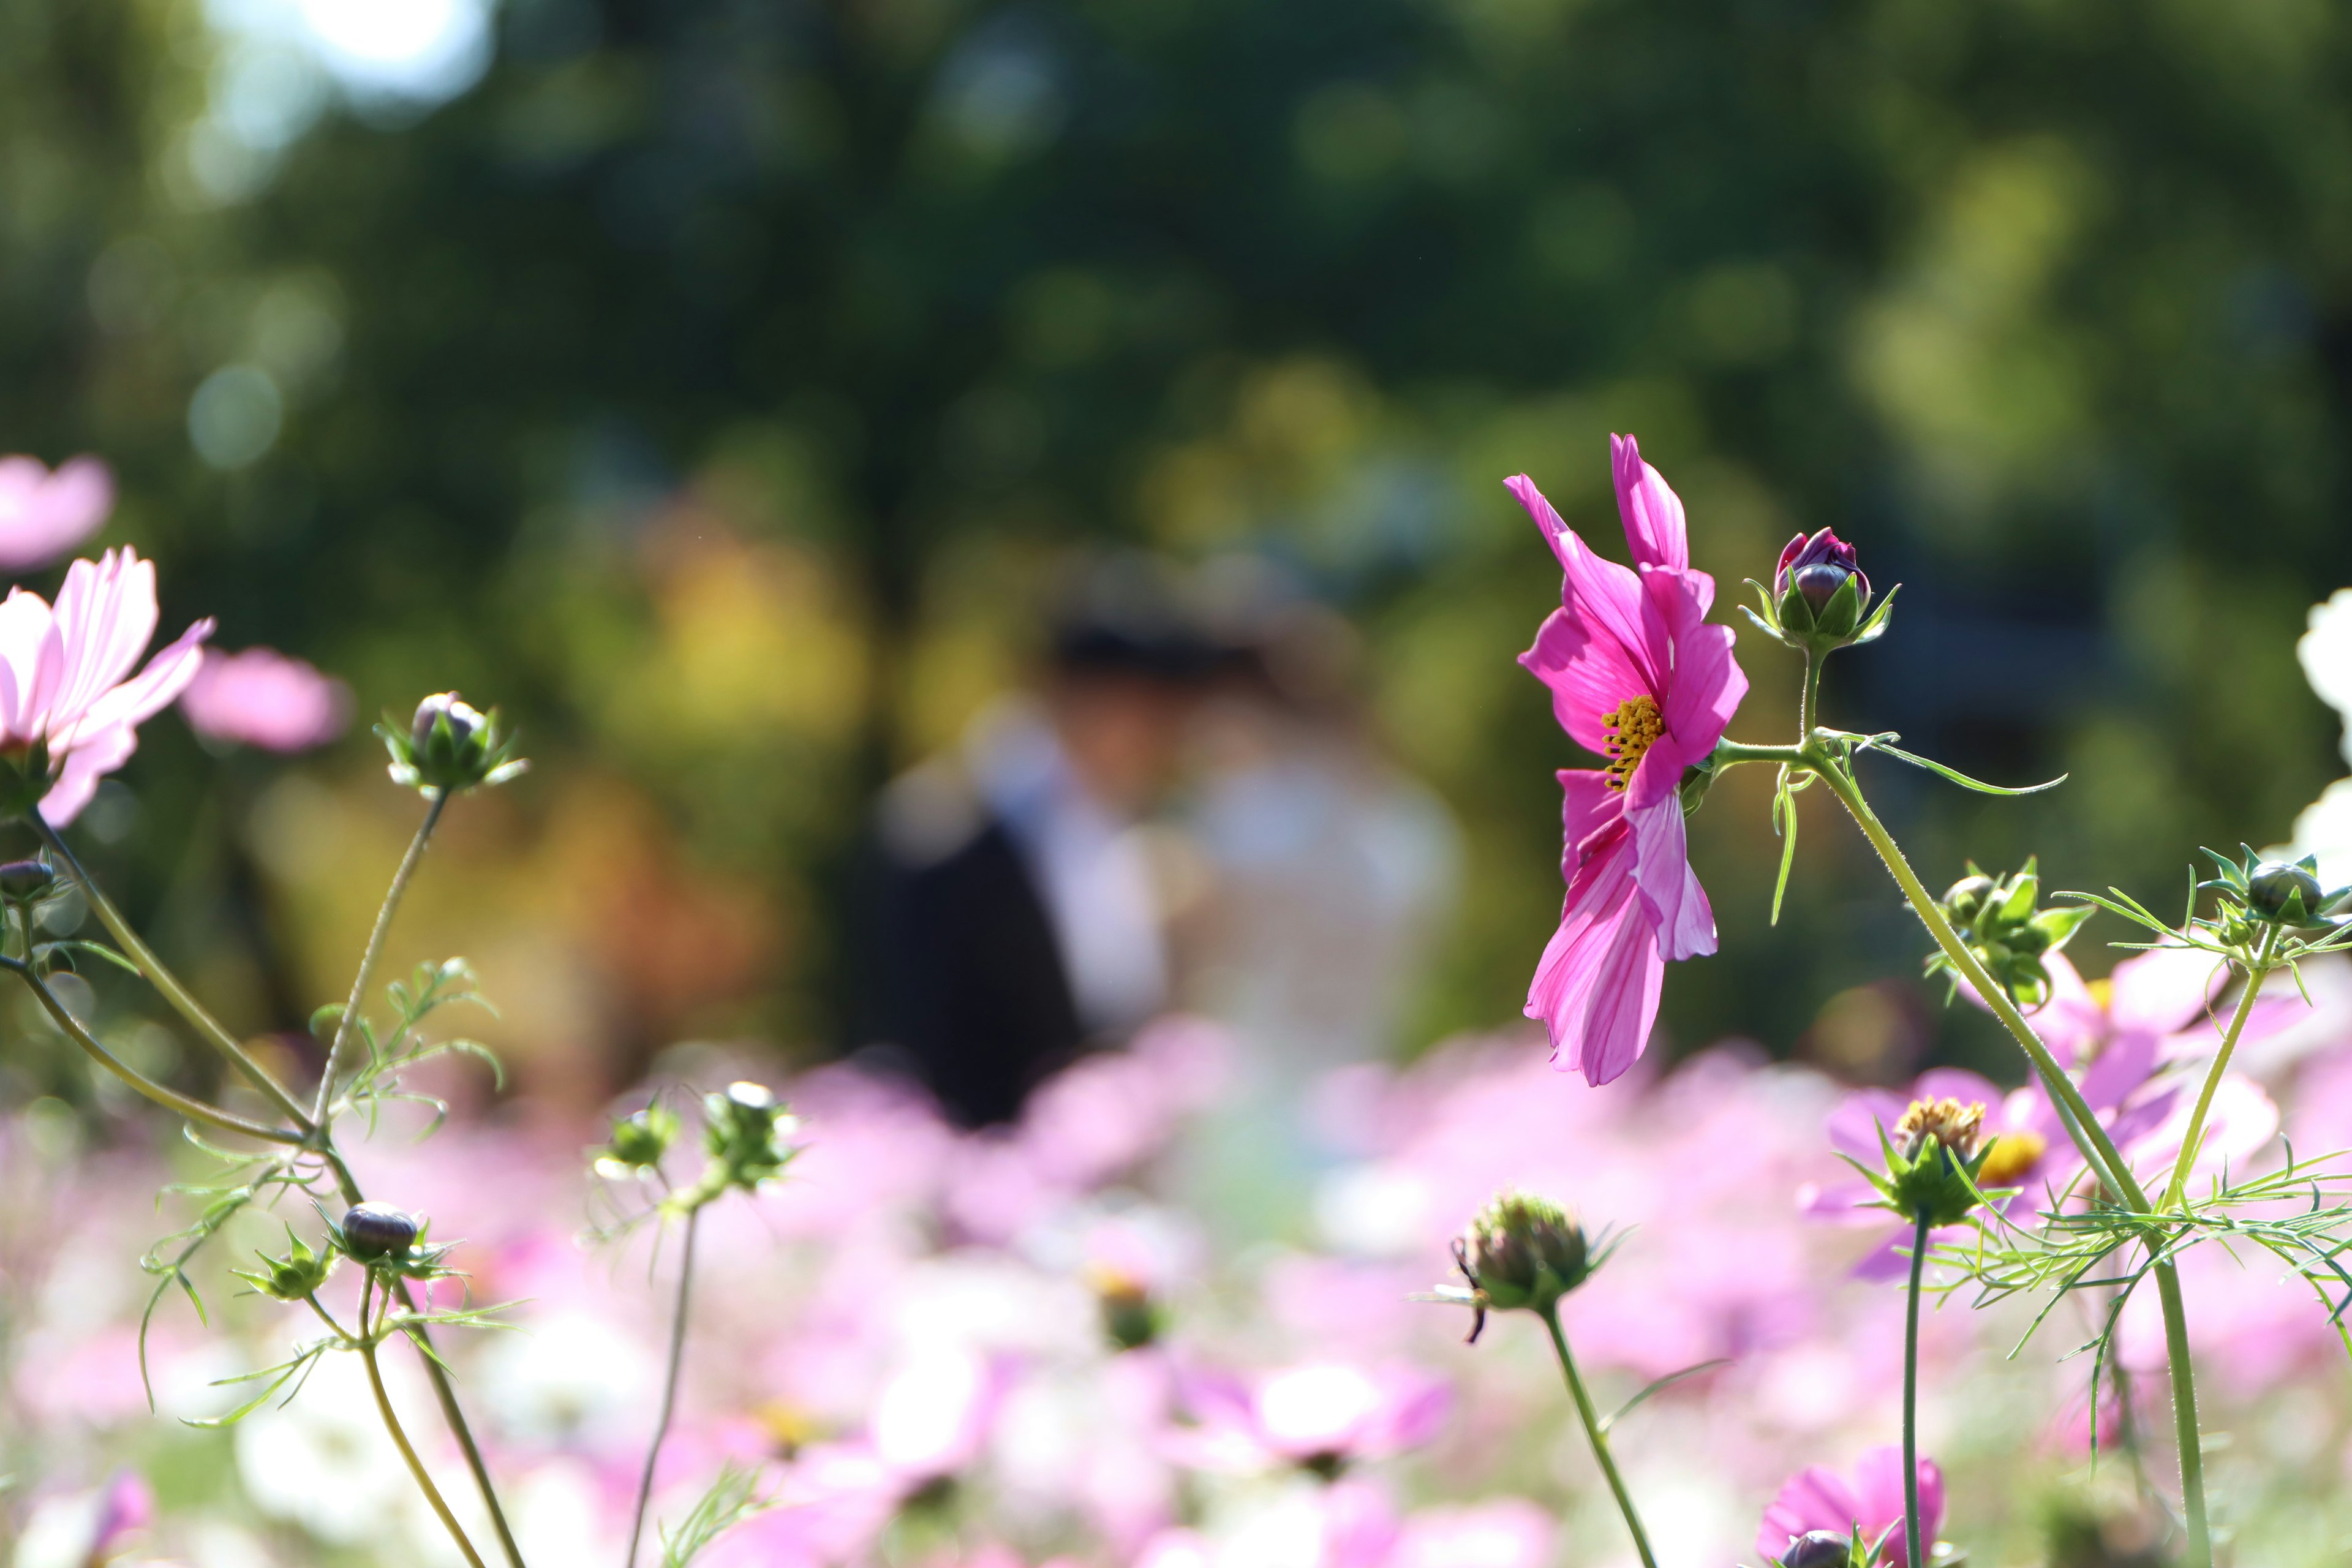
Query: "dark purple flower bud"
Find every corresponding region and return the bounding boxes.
[1774,527,1870,605]
[0,858,56,899]
[1778,1531,1855,1568]
[341,1202,421,1262]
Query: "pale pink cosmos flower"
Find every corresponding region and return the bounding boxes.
[1167,1360,1448,1474]
[0,455,113,571]
[1758,1446,1942,1568]
[1513,434,1747,1084]
[1390,1498,1555,1568]
[0,547,214,824]
[178,645,353,752]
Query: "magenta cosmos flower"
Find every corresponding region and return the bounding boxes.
[1513,435,1747,1084]
[1758,1446,1942,1568]
[179,645,353,753]
[0,548,214,824]
[0,454,113,573]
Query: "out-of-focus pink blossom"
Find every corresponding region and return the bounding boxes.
[1512,435,1747,1085]
[178,644,352,752]
[0,454,113,571]
[1169,1362,1448,1474]
[1389,1498,1554,1568]
[870,1347,1004,1478]
[89,1468,154,1560]
[1757,1446,1942,1568]
[0,547,213,823]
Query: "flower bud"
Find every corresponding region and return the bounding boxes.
[598,1103,680,1177]
[1778,1531,1858,1568]
[379,691,527,796]
[699,1081,799,1194]
[1744,527,1894,658]
[410,692,484,752]
[2247,859,2325,924]
[1459,1191,1591,1314]
[0,858,56,900]
[1940,873,1996,925]
[234,1229,337,1302]
[339,1202,421,1263]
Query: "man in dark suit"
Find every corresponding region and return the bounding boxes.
[854,578,1215,1126]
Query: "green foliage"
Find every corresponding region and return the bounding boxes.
[659,1462,772,1568]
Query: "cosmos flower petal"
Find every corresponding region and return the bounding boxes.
[1610,433,1688,571]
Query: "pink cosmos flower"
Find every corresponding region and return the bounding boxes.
[1513,435,1747,1084]
[178,645,353,752]
[0,548,214,824]
[1167,1361,1449,1474]
[1757,1446,1942,1568]
[0,454,113,571]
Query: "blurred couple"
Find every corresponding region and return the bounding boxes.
[853,557,1459,1180]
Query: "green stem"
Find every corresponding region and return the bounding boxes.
[1541,1305,1659,1568]
[2153,1261,2209,1558]
[627,1204,703,1568]
[35,820,314,1133]
[314,791,448,1125]
[1806,752,2211,1568]
[359,1273,489,1568]
[1903,1207,1929,1568]
[1798,648,1823,739]
[1,959,300,1144]
[2160,927,2279,1213]
[323,1152,529,1568]
[1810,758,2142,1204]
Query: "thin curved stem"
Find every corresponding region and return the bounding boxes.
[1,959,300,1144]
[35,820,314,1133]
[2162,925,2280,1213]
[1540,1305,1658,1568]
[322,1151,528,1568]
[1902,1208,1929,1568]
[1807,752,2210,1568]
[627,1204,703,1568]
[360,1272,488,1568]
[1797,648,1823,739]
[314,791,448,1125]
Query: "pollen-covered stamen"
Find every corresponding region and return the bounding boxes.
[1896,1096,1985,1161]
[1600,695,1665,791]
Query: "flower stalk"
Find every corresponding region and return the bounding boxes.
[313,790,448,1124]
[2160,924,2280,1214]
[627,1204,702,1568]
[1902,1208,1929,1568]
[1540,1305,1659,1568]
[355,1273,488,1568]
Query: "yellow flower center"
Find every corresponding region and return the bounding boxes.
[1977,1131,2047,1187]
[1602,695,1665,791]
[1896,1096,1985,1158]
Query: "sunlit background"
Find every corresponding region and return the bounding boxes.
[10,3,2352,1561]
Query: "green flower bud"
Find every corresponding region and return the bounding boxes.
[339,1202,421,1263]
[1458,1191,1591,1315]
[233,1229,337,1302]
[597,1102,680,1176]
[378,692,528,796]
[1742,529,1897,658]
[1940,874,1996,925]
[0,859,57,900]
[2247,860,2325,924]
[701,1081,799,1193]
